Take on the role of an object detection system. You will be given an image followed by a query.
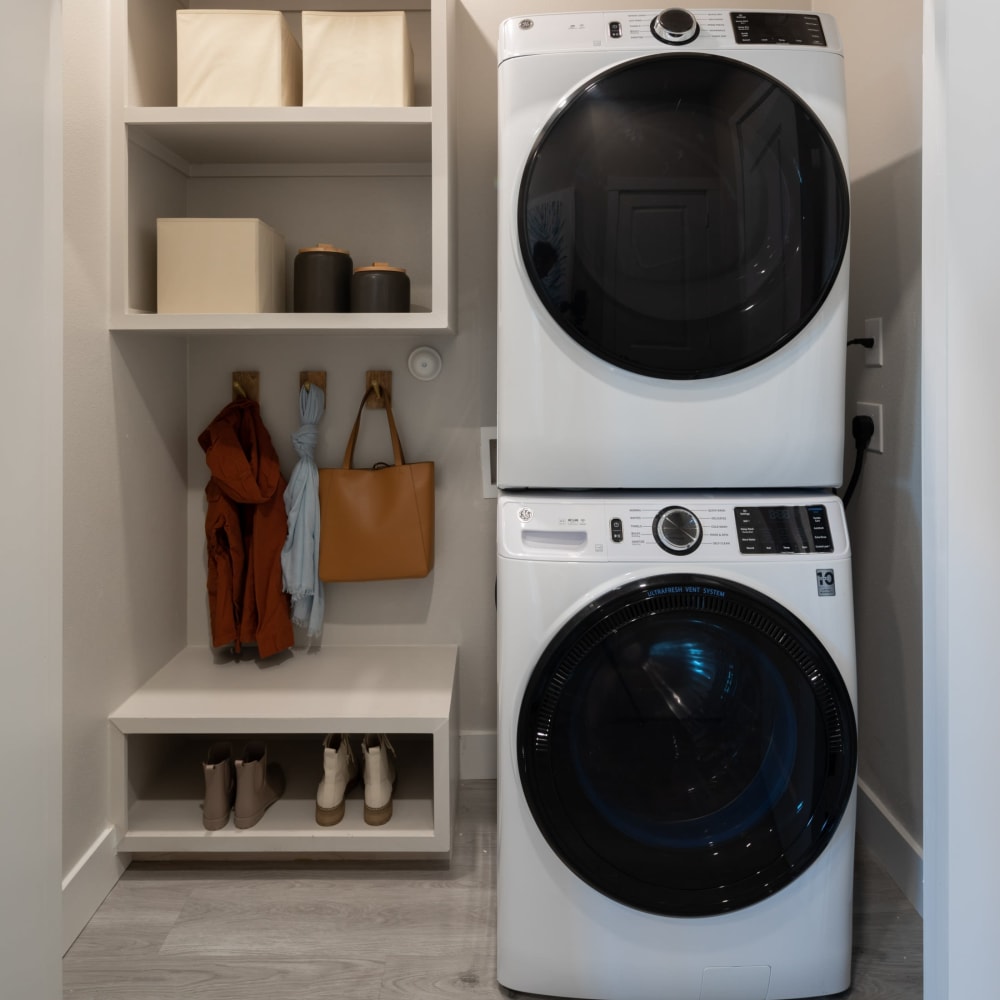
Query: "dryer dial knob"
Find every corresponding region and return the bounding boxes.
[653,506,703,555]
[651,8,700,45]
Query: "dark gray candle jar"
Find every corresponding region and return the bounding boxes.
[293,243,352,312]
[351,261,410,313]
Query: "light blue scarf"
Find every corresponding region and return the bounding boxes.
[281,384,325,640]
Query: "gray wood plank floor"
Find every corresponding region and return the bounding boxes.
[63,781,922,999]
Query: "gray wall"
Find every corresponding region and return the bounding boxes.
[827,0,924,908]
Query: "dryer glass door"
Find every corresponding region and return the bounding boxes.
[518,54,849,379]
[517,575,857,916]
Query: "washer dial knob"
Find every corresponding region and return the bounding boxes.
[651,8,700,45]
[653,506,703,555]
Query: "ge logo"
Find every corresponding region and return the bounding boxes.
[517,507,533,522]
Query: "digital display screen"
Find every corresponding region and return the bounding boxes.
[731,12,827,46]
[735,505,833,554]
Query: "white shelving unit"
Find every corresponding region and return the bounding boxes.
[110,645,459,854]
[105,1,460,861]
[110,0,455,334]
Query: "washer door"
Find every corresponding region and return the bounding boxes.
[517,575,857,916]
[518,54,849,379]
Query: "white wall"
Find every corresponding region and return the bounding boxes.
[826,0,924,910]
[62,0,188,942]
[0,2,63,994]
[923,0,1000,993]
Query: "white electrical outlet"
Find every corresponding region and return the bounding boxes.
[864,317,884,368]
[856,402,884,454]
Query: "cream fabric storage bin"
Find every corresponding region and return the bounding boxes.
[157,218,286,313]
[302,11,414,107]
[176,10,302,107]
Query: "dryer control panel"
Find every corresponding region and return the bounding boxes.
[498,9,841,60]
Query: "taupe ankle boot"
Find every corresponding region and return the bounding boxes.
[202,742,235,830]
[234,741,285,829]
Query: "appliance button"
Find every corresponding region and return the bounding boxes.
[651,8,700,45]
[652,506,703,555]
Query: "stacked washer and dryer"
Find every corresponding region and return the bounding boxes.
[495,9,858,1000]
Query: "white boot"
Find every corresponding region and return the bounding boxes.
[361,733,397,826]
[315,734,359,826]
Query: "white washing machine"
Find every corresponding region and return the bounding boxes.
[497,490,858,1000]
[497,10,851,490]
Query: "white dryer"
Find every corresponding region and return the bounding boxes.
[497,490,858,1000]
[497,10,851,490]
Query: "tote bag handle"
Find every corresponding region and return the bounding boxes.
[342,383,405,469]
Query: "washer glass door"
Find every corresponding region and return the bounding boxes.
[518,54,849,378]
[517,575,857,916]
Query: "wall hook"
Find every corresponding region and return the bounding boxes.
[299,371,327,409]
[232,371,259,402]
[365,370,392,409]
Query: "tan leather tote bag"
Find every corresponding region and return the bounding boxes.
[318,385,434,581]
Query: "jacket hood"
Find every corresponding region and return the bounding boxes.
[198,398,284,504]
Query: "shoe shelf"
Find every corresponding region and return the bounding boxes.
[109,644,458,855]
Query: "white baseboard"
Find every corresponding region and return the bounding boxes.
[460,729,497,780]
[62,826,129,955]
[857,778,923,916]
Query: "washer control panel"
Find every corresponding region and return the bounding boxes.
[499,493,849,562]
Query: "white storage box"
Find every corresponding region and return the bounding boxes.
[157,218,286,314]
[302,11,414,107]
[176,10,302,107]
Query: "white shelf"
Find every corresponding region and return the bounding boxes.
[109,309,451,335]
[110,645,459,855]
[125,107,433,167]
[120,797,437,853]
[111,0,454,330]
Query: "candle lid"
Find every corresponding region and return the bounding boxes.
[354,261,406,273]
[298,242,350,255]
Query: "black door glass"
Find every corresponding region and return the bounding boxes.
[517,575,857,916]
[518,54,849,379]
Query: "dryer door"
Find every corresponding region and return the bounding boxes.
[517,574,857,916]
[518,54,849,379]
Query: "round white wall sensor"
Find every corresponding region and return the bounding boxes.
[408,345,443,381]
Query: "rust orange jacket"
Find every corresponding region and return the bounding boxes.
[198,398,294,659]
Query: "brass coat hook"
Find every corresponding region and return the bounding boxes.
[365,370,392,409]
[299,371,327,408]
[232,371,259,402]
